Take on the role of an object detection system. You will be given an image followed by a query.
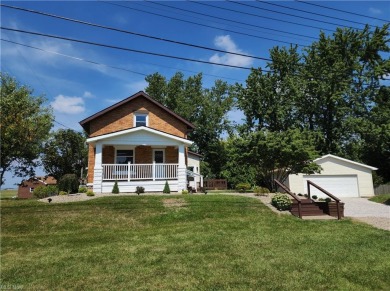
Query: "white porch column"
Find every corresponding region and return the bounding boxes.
[177,144,187,191]
[93,142,103,193]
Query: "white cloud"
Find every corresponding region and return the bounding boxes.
[209,35,253,67]
[51,95,85,114]
[83,91,94,98]
[369,7,382,15]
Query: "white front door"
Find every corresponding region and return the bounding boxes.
[153,149,165,179]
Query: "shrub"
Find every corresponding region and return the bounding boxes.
[182,189,189,195]
[325,197,332,203]
[135,186,145,195]
[112,181,119,194]
[59,191,68,196]
[33,185,58,199]
[58,174,79,194]
[318,198,325,201]
[312,195,318,200]
[163,181,170,194]
[271,193,292,211]
[297,193,303,196]
[79,186,87,193]
[236,183,251,193]
[254,186,270,196]
[86,190,95,196]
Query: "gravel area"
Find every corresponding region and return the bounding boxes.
[342,197,390,231]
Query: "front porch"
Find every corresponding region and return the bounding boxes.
[87,127,193,193]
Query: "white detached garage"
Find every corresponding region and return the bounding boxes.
[286,154,377,198]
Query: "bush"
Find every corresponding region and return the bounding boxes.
[79,186,87,193]
[33,185,59,199]
[86,190,95,196]
[312,195,318,200]
[236,183,251,193]
[271,193,292,211]
[136,186,145,195]
[254,186,270,196]
[182,189,189,195]
[325,197,332,203]
[112,181,119,194]
[58,174,79,194]
[163,181,170,194]
[59,191,68,196]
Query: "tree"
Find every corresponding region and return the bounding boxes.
[0,73,53,186]
[224,129,321,191]
[145,72,234,178]
[42,129,88,179]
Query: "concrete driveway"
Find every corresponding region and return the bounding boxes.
[342,197,389,231]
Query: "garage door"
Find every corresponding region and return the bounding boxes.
[303,175,359,198]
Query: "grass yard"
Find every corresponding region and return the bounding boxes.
[0,189,17,199]
[369,194,390,205]
[1,195,389,290]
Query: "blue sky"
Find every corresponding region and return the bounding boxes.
[1,1,389,188]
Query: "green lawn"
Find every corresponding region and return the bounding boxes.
[369,194,390,205]
[0,189,17,199]
[1,195,389,290]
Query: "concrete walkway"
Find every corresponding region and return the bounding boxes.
[342,197,389,231]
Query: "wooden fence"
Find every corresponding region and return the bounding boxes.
[374,184,390,195]
[204,179,227,190]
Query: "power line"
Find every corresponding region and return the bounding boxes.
[187,0,334,33]
[102,1,309,47]
[1,38,247,82]
[143,1,317,40]
[1,27,255,70]
[259,1,371,27]
[1,4,271,63]
[296,0,390,23]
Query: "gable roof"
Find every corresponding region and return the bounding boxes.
[86,126,193,146]
[314,154,378,171]
[79,91,195,132]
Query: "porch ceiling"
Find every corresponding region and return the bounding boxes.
[87,126,193,146]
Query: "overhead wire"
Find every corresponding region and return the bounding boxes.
[187,0,335,32]
[1,38,247,82]
[259,1,373,27]
[100,1,309,46]
[296,0,390,23]
[0,3,271,63]
[234,0,364,29]
[0,27,258,70]
[142,1,317,40]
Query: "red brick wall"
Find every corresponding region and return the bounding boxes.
[87,144,95,184]
[135,146,153,164]
[102,146,115,164]
[166,146,178,163]
[18,181,45,199]
[88,97,188,138]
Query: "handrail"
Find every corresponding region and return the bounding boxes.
[274,179,302,219]
[306,180,342,220]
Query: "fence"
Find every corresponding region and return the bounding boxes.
[204,179,227,190]
[374,184,390,195]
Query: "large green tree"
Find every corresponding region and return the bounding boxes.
[0,73,53,186]
[223,129,320,191]
[145,72,234,178]
[235,24,389,183]
[42,129,88,179]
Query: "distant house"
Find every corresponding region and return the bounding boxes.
[187,151,203,192]
[18,176,57,199]
[79,91,203,193]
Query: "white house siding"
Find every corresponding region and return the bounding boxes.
[286,155,376,198]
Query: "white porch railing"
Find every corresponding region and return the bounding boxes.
[102,163,178,181]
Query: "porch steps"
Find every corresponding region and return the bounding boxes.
[291,199,325,217]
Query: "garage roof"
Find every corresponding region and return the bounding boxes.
[314,154,378,171]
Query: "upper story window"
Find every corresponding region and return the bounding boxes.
[134,113,148,127]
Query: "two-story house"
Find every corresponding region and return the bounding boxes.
[80,91,201,193]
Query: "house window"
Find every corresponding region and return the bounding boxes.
[30,187,34,192]
[134,113,148,127]
[116,150,134,164]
